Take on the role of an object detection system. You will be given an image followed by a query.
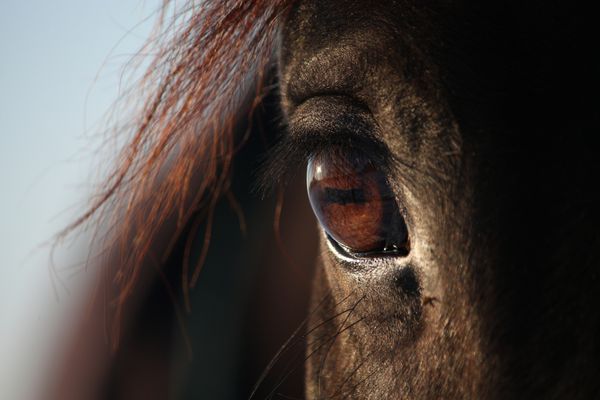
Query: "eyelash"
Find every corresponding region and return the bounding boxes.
[255,129,395,196]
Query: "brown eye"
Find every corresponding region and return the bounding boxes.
[306,150,409,256]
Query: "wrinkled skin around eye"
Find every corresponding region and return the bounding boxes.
[306,151,409,256]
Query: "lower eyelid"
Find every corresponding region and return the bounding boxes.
[323,232,408,274]
[326,233,408,259]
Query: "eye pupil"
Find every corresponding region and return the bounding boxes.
[307,151,409,256]
[323,187,366,205]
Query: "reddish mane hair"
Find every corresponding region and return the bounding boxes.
[61,0,293,347]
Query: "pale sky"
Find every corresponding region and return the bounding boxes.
[0,2,159,398]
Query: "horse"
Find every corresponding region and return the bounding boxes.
[51,1,599,399]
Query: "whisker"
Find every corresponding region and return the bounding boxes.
[264,315,366,400]
[316,294,365,398]
[257,293,365,399]
[331,321,409,399]
[249,290,362,399]
[249,292,336,399]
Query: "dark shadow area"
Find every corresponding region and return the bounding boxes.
[103,89,319,399]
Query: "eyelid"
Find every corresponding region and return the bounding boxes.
[324,233,410,273]
[255,96,394,196]
[327,233,408,259]
[287,95,373,140]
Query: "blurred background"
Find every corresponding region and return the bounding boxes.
[0,2,158,398]
[1,2,317,399]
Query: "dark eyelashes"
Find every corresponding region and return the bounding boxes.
[254,128,396,197]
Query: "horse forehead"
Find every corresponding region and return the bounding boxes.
[280,0,451,81]
[280,5,452,143]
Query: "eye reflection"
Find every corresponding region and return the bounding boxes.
[306,150,409,257]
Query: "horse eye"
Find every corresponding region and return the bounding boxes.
[306,151,409,257]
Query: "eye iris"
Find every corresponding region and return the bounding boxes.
[306,151,409,256]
